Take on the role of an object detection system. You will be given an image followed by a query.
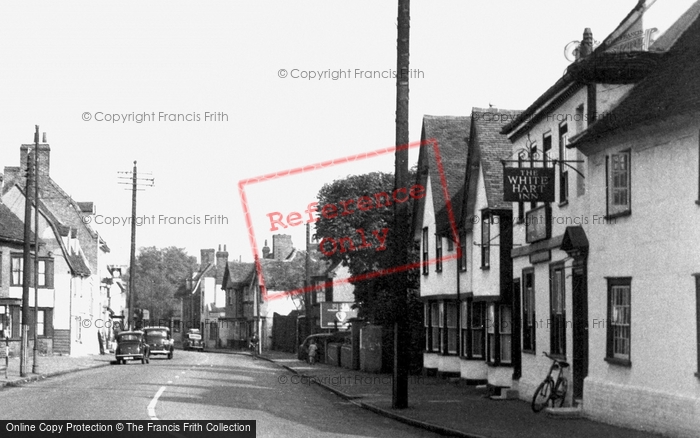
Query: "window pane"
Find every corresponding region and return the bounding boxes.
[500,306,512,334]
[448,328,457,353]
[472,330,483,357]
[610,285,631,359]
[446,303,457,328]
[500,334,512,363]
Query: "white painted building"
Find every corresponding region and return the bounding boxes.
[567,5,700,435]
[460,108,519,392]
[414,115,470,378]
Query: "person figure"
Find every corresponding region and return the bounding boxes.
[308,341,318,365]
[249,335,259,359]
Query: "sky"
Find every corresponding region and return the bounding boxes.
[0,0,694,265]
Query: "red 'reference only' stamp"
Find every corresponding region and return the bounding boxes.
[237,139,460,301]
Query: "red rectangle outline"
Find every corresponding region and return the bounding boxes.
[237,138,461,301]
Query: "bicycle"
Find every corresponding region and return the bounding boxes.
[531,351,569,412]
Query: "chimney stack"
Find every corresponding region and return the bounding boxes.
[216,244,229,285]
[20,143,50,177]
[262,240,271,259]
[578,28,594,59]
[272,234,293,260]
[200,248,216,267]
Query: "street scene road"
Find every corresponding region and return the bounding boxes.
[0,351,441,438]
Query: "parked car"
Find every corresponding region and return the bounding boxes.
[114,331,150,365]
[298,331,350,362]
[183,328,204,351]
[144,326,174,359]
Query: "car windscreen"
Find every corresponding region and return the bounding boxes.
[118,334,140,342]
[145,330,168,338]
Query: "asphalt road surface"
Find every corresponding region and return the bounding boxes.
[0,350,441,438]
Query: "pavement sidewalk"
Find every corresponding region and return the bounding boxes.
[0,353,112,388]
[261,350,663,438]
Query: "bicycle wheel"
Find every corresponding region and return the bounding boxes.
[531,379,553,412]
[553,377,568,407]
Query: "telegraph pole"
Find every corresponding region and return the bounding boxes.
[392,0,410,409]
[118,162,153,330]
[305,223,312,339]
[32,126,40,373]
[20,135,35,377]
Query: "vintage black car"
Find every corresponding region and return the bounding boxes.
[114,331,150,364]
[144,326,174,359]
[183,328,204,351]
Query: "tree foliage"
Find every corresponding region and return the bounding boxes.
[131,246,197,323]
[314,170,420,326]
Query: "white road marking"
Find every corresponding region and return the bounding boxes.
[148,386,166,420]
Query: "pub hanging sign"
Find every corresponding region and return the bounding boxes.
[503,167,555,202]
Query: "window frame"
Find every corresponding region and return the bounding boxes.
[481,211,490,270]
[458,230,467,272]
[424,302,431,351]
[549,263,566,358]
[430,302,440,352]
[487,303,496,363]
[445,301,458,354]
[530,142,538,209]
[500,304,512,365]
[559,123,569,205]
[11,256,23,286]
[471,301,485,359]
[36,309,45,337]
[422,227,429,275]
[606,277,632,366]
[543,132,552,168]
[522,269,536,353]
[460,300,469,357]
[435,234,443,273]
[606,150,632,218]
[695,274,700,377]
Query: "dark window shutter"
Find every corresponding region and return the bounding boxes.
[27,310,36,339]
[46,260,54,288]
[45,309,54,338]
[26,260,34,288]
[606,282,613,358]
[325,282,333,302]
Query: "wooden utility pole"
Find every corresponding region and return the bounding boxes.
[392,0,410,409]
[128,161,137,330]
[118,162,153,330]
[32,126,40,373]
[20,137,34,377]
[305,223,312,339]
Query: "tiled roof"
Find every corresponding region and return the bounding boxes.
[0,202,33,244]
[500,1,653,139]
[414,115,471,237]
[572,8,700,145]
[223,261,256,287]
[465,108,521,217]
[4,169,106,270]
[67,251,91,277]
